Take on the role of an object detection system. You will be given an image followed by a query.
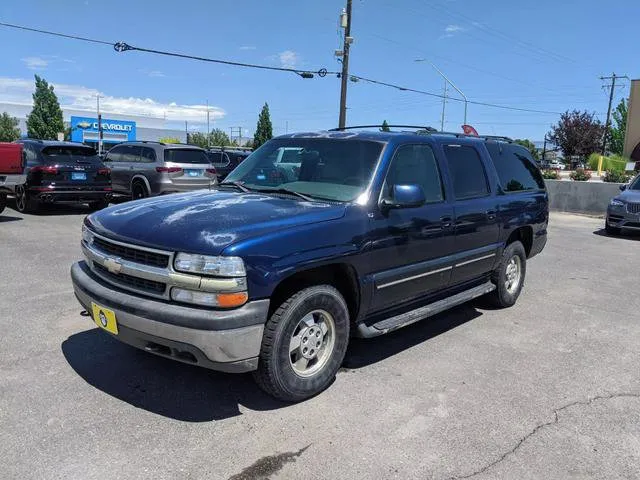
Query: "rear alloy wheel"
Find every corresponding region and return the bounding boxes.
[489,240,526,308]
[253,285,350,402]
[131,182,148,200]
[14,185,38,214]
[0,193,6,215]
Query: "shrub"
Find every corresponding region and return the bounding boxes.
[587,152,627,172]
[570,168,591,181]
[542,170,559,180]
[602,170,631,183]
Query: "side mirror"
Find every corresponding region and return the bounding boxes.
[381,184,426,209]
[620,184,627,191]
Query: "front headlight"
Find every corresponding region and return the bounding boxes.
[82,224,94,245]
[174,253,246,277]
[610,198,625,207]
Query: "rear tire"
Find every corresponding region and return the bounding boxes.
[253,285,350,402]
[14,185,38,214]
[605,223,621,236]
[131,181,148,200]
[0,194,6,215]
[489,241,526,308]
[88,198,110,211]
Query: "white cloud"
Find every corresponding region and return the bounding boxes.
[22,57,49,70]
[138,69,165,78]
[239,46,256,51]
[0,77,225,123]
[278,50,299,68]
[445,24,465,33]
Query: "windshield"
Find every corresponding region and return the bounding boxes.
[223,138,385,202]
[630,175,640,191]
[41,145,101,164]
[164,148,209,164]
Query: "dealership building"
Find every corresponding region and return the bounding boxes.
[2,103,188,147]
[624,79,640,164]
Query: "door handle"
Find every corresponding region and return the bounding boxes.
[486,210,497,220]
[440,216,453,229]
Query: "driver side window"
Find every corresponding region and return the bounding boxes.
[383,144,444,203]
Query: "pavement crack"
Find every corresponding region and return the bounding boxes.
[228,444,311,480]
[446,392,640,480]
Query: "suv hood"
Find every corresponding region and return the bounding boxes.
[87,190,346,255]
[619,189,640,202]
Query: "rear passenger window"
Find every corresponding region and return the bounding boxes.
[385,144,444,203]
[140,147,156,163]
[443,145,489,200]
[485,143,545,192]
[121,145,141,163]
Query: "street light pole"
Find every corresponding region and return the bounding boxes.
[415,59,468,126]
[96,94,103,155]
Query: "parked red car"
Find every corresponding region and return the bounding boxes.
[0,142,26,215]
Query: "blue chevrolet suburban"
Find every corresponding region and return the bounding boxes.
[71,128,548,402]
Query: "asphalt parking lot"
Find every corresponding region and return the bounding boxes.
[1,203,639,480]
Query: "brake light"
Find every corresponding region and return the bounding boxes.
[98,168,111,176]
[206,168,217,174]
[31,165,58,174]
[156,167,183,173]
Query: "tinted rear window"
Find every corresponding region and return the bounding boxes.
[164,149,209,164]
[485,143,545,192]
[443,145,489,199]
[41,145,100,164]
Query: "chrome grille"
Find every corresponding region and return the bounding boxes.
[626,203,640,214]
[94,263,166,295]
[93,236,169,268]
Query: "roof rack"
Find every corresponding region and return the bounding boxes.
[329,125,438,132]
[207,145,253,151]
[428,131,514,142]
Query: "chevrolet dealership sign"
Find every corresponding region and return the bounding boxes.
[70,116,136,142]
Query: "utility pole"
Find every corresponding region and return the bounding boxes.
[96,94,103,155]
[600,73,629,154]
[440,80,448,131]
[206,100,210,148]
[185,121,188,144]
[338,0,353,129]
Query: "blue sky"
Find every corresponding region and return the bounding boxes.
[0,0,638,141]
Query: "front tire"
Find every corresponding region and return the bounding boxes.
[489,241,527,308]
[253,285,350,402]
[0,194,6,215]
[14,185,38,213]
[605,222,621,236]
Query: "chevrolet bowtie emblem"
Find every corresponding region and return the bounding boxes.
[104,257,122,274]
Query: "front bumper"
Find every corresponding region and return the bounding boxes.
[71,261,269,372]
[606,207,640,231]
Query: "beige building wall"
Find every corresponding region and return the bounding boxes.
[623,79,640,161]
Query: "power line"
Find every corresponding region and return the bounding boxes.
[0,21,337,78]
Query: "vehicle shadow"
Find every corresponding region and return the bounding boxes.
[593,228,640,241]
[62,304,483,422]
[61,328,286,422]
[343,303,483,369]
[0,215,22,223]
[7,198,94,216]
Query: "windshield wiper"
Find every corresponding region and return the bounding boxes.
[219,181,251,193]
[251,187,314,202]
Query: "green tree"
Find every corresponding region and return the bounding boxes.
[253,102,273,149]
[0,112,21,141]
[608,98,627,156]
[514,138,539,161]
[209,128,231,146]
[380,120,390,132]
[26,75,64,140]
[159,136,181,144]
[548,110,605,159]
[187,132,208,148]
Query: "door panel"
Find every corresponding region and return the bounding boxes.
[367,143,455,313]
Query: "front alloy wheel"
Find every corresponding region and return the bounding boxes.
[253,285,350,402]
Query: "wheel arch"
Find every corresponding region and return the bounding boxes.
[505,225,533,257]
[130,175,151,195]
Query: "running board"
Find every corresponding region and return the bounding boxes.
[356,282,496,338]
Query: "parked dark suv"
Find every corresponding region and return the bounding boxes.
[14,140,111,213]
[71,128,548,402]
[206,147,251,181]
[104,141,216,199]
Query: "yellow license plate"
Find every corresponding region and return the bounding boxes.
[91,302,119,335]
